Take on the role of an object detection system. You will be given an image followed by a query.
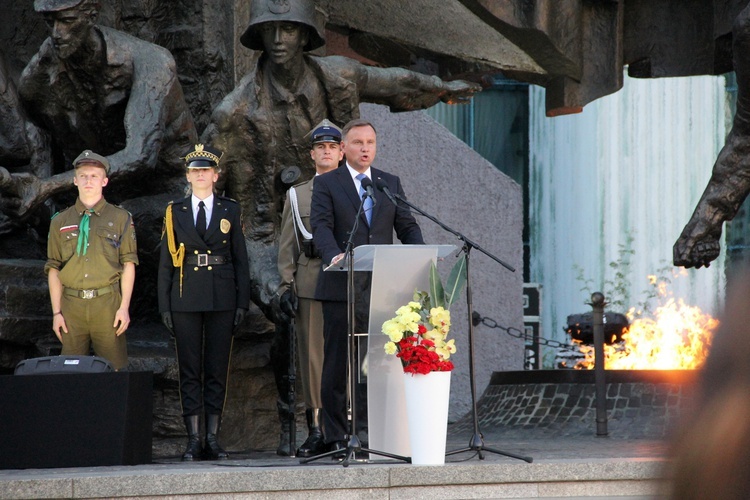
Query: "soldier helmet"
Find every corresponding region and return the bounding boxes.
[240,0,325,52]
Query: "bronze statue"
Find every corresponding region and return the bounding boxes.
[674,3,750,268]
[202,0,480,454]
[2,0,197,224]
[203,0,479,316]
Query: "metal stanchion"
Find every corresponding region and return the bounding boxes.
[590,292,609,436]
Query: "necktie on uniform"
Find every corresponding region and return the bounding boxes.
[356,174,373,226]
[76,209,95,256]
[197,200,207,238]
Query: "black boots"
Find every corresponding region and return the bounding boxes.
[204,414,229,460]
[296,408,325,457]
[182,415,202,461]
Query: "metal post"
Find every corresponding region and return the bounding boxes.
[590,292,609,436]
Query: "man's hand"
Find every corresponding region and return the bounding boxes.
[673,217,723,268]
[441,80,482,104]
[234,307,247,329]
[161,311,174,336]
[280,290,296,319]
[113,307,130,335]
[52,312,68,342]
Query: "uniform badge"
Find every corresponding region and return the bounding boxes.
[220,219,231,234]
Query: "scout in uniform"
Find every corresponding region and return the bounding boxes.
[276,119,343,457]
[45,149,138,371]
[157,144,251,461]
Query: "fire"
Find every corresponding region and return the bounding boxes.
[574,275,719,370]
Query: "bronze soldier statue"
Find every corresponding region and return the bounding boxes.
[674,3,750,269]
[2,0,197,221]
[202,0,480,454]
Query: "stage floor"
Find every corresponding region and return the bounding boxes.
[0,430,670,499]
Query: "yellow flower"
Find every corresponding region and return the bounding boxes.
[444,338,456,354]
[384,323,404,342]
[429,307,451,329]
[384,342,397,355]
[423,328,443,343]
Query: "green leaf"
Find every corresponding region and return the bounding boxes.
[444,254,467,308]
[429,261,445,309]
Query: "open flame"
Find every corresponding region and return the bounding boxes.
[574,275,719,370]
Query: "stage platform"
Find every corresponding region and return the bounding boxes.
[0,431,670,499]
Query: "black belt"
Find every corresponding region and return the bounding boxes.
[63,284,116,300]
[185,254,229,267]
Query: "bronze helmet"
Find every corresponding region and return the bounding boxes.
[240,0,325,52]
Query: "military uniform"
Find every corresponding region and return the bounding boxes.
[277,177,324,408]
[45,197,138,369]
[157,194,251,417]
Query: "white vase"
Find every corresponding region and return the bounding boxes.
[402,370,452,465]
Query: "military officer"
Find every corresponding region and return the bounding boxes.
[157,144,251,461]
[45,150,138,371]
[276,120,344,457]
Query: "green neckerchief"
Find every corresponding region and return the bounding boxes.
[76,209,96,256]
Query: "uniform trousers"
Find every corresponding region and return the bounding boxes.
[60,287,127,370]
[297,297,324,409]
[172,310,234,417]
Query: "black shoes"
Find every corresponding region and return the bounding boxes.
[182,415,202,461]
[203,414,229,460]
[297,408,325,457]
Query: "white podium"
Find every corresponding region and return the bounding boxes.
[327,244,455,458]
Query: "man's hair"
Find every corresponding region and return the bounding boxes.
[342,119,377,139]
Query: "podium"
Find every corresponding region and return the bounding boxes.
[327,244,455,458]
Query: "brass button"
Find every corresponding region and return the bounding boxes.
[207,250,212,254]
[208,266,213,271]
[180,243,184,247]
[194,267,199,271]
[194,250,199,254]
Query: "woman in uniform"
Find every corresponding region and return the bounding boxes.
[158,144,250,461]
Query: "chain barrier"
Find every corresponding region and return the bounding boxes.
[471,312,579,350]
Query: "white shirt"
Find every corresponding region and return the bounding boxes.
[346,163,372,193]
[191,193,214,228]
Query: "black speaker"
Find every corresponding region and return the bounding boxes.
[0,371,153,469]
[14,355,114,375]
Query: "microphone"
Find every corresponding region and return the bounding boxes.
[361,176,376,206]
[374,177,397,206]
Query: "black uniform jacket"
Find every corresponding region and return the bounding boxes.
[310,165,424,302]
[158,196,251,313]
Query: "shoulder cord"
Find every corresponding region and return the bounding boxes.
[165,204,185,297]
[289,186,313,252]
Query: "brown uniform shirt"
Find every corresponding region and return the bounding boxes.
[45,198,138,287]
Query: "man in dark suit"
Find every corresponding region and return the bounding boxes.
[310,119,424,456]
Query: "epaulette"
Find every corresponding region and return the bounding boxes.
[218,195,238,204]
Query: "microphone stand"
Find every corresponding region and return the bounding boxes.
[300,189,410,467]
[388,191,533,463]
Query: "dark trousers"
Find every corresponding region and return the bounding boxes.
[321,299,369,444]
[173,310,234,417]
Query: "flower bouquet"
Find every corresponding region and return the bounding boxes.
[382,255,466,465]
[382,256,467,373]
